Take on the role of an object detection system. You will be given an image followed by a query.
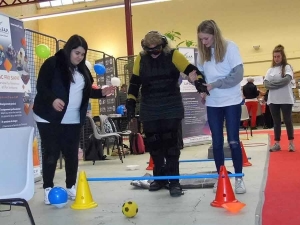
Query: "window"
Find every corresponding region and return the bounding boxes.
[39,0,95,8]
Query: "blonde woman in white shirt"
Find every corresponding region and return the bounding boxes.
[264,45,294,152]
[196,20,245,194]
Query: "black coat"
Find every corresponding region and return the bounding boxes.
[33,49,104,125]
[243,82,259,99]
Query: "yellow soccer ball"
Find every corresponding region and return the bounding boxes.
[122,201,138,218]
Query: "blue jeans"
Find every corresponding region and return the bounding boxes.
[207,104,242,174]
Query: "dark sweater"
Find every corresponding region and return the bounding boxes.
[33,49,105,125]
[243,82,259,99]
[139,50,183,121]
[128,49,205,122]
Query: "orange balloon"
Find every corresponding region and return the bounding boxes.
[222,202,246,213]
[21,38,26,47]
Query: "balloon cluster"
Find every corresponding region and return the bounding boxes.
[35,44,110,78]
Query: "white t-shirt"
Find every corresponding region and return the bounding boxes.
[264,65,294,105]
[33,70,85,124]
[197,41,243,107]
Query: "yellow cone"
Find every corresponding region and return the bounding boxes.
[71,171,98,210]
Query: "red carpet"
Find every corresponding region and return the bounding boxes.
[255,129,300,225]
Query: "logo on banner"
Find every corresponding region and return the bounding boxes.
[0,21,10,37]
[178,47,196,65]
[183,52,194,64]
[180,80,197,93]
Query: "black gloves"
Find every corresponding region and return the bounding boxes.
[125,99,136,121]
[195,79,210,95]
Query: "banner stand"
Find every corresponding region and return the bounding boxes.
[0,13,41,181]
[178,47,212,146]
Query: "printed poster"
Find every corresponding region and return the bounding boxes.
[0,14,40,179]
[178,47,211,146]
[96,56,116,115]
[0,14,34,128]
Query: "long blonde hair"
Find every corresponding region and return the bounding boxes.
[197,20,227,65]
[141,31,172,55]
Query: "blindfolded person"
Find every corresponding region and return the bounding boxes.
[126,31,208,197]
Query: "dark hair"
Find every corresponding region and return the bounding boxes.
[272,44,288,77]
[63,34,88,82]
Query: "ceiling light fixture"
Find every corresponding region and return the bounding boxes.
[21,0,170,21]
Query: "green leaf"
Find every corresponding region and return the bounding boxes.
[185,40,197,47]
[176,41,184,47]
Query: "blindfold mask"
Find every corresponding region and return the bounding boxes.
[144,45,163,56]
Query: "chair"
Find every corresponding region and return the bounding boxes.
[0,126,35,225]
[107,116,131,155]
[86,116,123,163]
[240,105,252,139]
[95,115,130,157]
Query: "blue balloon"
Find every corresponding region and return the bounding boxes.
[117,105,126,115]
[48,187,68,208]
[94,63,106,75]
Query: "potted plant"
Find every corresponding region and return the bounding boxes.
[164,30,197,48]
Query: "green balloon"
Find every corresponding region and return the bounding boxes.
[35,44,50,59]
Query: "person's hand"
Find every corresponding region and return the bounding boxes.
[188,70,197,82]
[53,99,65,112]
[194,79,210,95]
[102,85,116,96]
[125,99,136,122]
[200,92,207,99]
[203,83,213,91]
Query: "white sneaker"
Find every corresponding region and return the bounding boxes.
[270,143,281,152]
[67,185,76,200]
[289,143,295,152]
[213,180,218,193]
[44,187,52,205]
[235,178,246,194]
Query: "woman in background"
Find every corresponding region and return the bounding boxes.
[242,77,260,129]
[264,45,294,152]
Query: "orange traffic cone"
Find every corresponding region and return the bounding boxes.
[211,165,239,207]
[222,202,246,213]
[240,141,252,167]
[71,171,98,210]
[146,155,154,170]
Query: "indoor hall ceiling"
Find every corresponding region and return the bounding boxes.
[16,0,171,20]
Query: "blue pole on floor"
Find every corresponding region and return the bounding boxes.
[87,173,244,182]
[146,157,251,164]
[179,157,251,163]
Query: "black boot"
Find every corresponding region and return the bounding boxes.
[149,180,168,191]
[169,183,183,197]
[149,163,169,191]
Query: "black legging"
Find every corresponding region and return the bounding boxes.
[269,104,294,141]
[264,105,274,128]
[37,122,81,189]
